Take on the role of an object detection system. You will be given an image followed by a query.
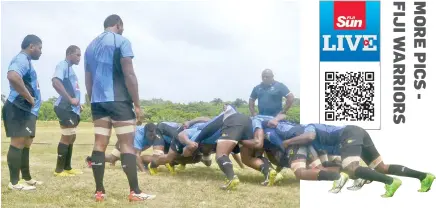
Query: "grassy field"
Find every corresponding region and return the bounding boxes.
[1,121,300,208]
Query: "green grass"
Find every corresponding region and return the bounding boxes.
[2,121,300,208]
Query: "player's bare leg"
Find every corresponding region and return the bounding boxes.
[200,145,214,167]
[148,148,178,175]
[231,153,245,169]
[290,146,342,183]
[240,146,277,186]
[151,146,176,174]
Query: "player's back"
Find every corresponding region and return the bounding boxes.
[133,125,150,150]
[308,123,345,145]
[85,31,133,103]
[263,128,283,151]
[200,129,222,145]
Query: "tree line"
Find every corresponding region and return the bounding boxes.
[1,94,300,124]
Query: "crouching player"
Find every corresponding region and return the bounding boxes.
[284,124,435,197]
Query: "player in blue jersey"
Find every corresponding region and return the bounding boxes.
[154,119,213,171]
[283,124,435,197]
[84,14,154,202]
[235,115,292,187]
[147,122,209,175]
[97,118,209,172]
[2,35,43,191]
[211,105,265,190]
[174,123,245,169]
[130,123,175,173]
[52,45,83,177]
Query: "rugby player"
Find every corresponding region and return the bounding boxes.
[84,14,155,201]
[3,34,43,191]
[52,45,84,177]
[283,124,435,197]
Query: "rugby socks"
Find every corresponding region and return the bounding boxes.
[7,145,22,185]
[121,153,141,194]
[387,165,427,181]
[317,170,340,181]
[355,166,393,185]
[64,144,74,170]
[91,151,106,193]
[217,155,235,180]
[259,163,270,179]
[55,143,69,173]
[259,157,271,178]
[21,147,32,180]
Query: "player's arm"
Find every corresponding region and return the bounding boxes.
[241,139,263,149]
[7,61,33,104]
[267,113,287,128]
[52,79,74,102]
[249,87,258,116]
[135,149,147,172]
[84,48,93,99]
[283,126,316,147]
[120,39,140,108]
[52,65,75,104]
[280,84,294,114]
[177,130,197,147]
[283,133,315,147]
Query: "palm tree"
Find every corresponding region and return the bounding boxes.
[211,98,223,105]
[232,98,247,107]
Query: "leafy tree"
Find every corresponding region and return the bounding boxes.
[36,97,300,124]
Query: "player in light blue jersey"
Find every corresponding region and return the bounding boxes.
[52,45,83,177]
[84,14,154,202]
[283,123,434,197]
[148,121,211,175]
[235,115,290,187]
[86,122,177,170]
[2,35,43,191]
[176,124,245,169]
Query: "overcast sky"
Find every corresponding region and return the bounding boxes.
[1,1,300,104]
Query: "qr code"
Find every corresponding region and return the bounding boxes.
[324,71,375,121]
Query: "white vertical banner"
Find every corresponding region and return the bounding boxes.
[319,0,381,130]
[300,0,436,208]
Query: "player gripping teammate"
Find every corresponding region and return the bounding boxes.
[283,124,435,197]
[52,45,84,177]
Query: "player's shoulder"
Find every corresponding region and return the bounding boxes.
[10,53,29,65]
[56,60,68,69]
[304,123,319,130]
[274,81,288,88]
[253,83,263,89]
[136,125,145,132]
[115,33,131,45]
